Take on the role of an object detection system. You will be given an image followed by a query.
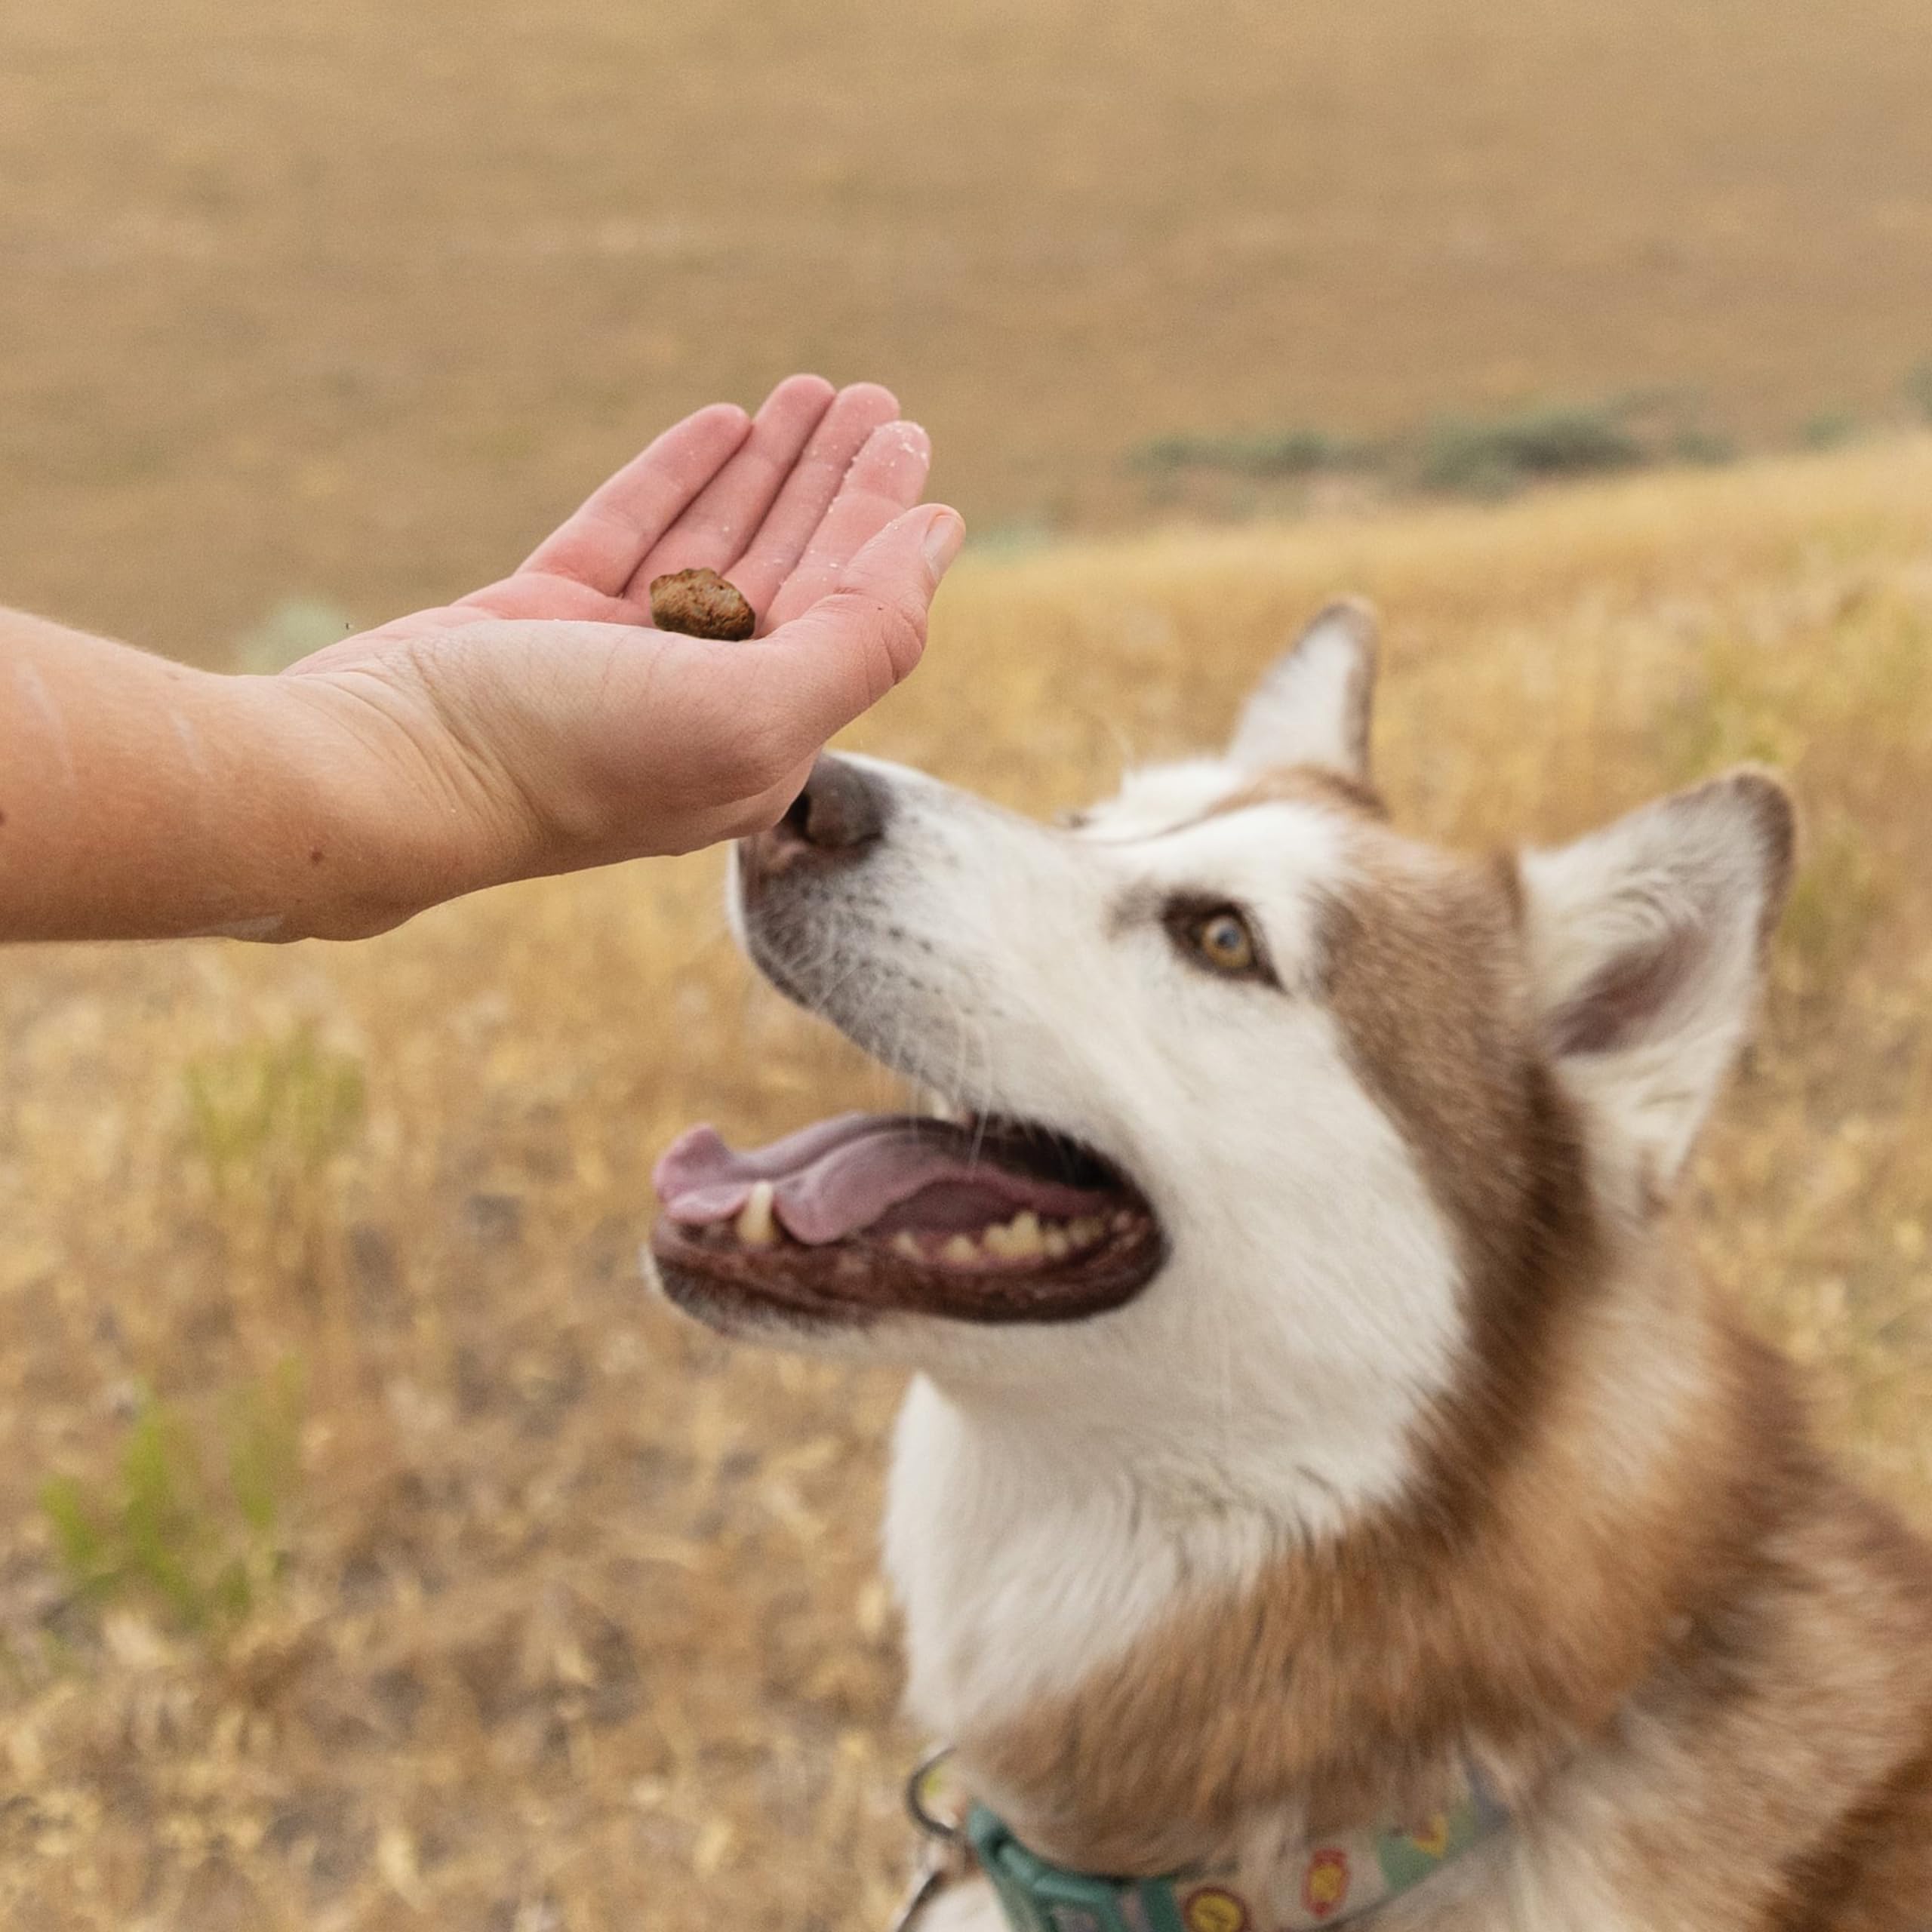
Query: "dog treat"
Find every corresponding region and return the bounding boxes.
[648,568,756,641]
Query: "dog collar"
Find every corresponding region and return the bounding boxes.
[931,1766,1506,1932]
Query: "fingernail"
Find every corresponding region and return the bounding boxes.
[921,509,965,577]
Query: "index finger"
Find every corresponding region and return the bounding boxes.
[518,403,751,595]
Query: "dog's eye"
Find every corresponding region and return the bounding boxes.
[1195,910,1257,974]
[1170,903,1267,980]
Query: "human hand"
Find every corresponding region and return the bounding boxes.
[273,375,962,934]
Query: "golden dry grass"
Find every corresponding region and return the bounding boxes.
[2,440,1930,1927]
[6,0,1932,663]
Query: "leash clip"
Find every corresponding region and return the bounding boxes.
[906,1745,966,1844]
[889,1747,971,1932]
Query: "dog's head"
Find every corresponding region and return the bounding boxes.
[653,604,1793,1519]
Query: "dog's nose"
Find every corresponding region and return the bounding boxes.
[783,755,888,853]
[749,756,890,877]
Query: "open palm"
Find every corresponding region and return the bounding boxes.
[274,377,961,928]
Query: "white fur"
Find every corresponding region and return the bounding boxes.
[1519,777,1785,1212]
[1084,757,1251,841]
[1227,601,1376,777]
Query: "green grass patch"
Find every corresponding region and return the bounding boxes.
[1129,429,1368,478]
[1797,411,1862,452]
[41,1363,304,1633]
[1417,404,1644,497]
[1131,396,1741,504]
[186,1026,365,1198]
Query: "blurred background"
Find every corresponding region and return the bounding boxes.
[3,2,1930,1926]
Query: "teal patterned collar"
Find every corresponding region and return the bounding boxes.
[959,1767,1506,1932]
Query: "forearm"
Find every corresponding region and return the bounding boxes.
[0,610,425,943]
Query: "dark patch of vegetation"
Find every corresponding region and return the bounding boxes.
[1416,405,1644,497]
[1669,426,1739,467]
[1134,395,1746,506]
[1130,429,1369,478]
[1798,411,1862,451]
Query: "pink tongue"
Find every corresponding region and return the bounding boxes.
[653,1114,1111,1247]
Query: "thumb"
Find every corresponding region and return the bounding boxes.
[732,503,964,759]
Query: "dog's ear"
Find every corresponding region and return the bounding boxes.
[1228,600,1379,780]
[1516,770,1796,1208]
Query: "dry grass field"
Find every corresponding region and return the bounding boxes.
[5,0,1932,665]
[7,1,1932,1924]
[3,439,1931,1927]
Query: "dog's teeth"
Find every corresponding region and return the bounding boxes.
[1004,1211,1045,1260]
[891,1232,923,1260]
[940,1234,980,1266]
[1042,1228,1070,1260]
[1069,1217,1105,1247]
[736,1180,778,1247]
[1112,1211,1136,1233]
[982,1212,1044,1261]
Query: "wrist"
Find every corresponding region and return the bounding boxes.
[250,669,531,940]
[190,678,368,940]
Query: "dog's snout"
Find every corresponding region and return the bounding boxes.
[748,756,890,879]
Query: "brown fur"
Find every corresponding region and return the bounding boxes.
[959,792,1932,1927]
[1770,1734,1932,1930]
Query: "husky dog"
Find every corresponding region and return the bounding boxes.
[653,605,1932,1931]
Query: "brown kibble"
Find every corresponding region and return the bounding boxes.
[649,568,756,641]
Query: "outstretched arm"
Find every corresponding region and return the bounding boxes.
[0,378,962,943]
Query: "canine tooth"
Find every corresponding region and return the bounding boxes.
[891,1232,923,1260]
[940,1234,980,1266]
[735,1180,777,1247]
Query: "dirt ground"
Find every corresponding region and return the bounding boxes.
[4,0,1932,663]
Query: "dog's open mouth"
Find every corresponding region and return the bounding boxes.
[650,1112,1165,1327]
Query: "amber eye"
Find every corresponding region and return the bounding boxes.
[1186,906,1261,977]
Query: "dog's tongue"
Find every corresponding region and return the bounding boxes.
[653,1113,1109,1247]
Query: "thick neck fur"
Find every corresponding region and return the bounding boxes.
[886,1223,1932,1927]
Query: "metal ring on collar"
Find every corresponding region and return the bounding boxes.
[905,1746,965,1844]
